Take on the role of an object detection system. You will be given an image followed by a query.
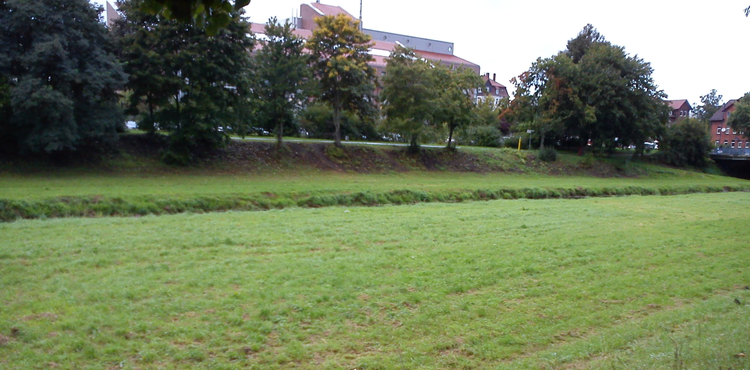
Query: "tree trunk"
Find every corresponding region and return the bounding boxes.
[333,98,342,147]
[539,130,546,150]
[409,134,419,153]
[276,121,283,152]
[447,125,455,150]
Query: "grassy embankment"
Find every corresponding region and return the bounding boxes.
[1,142,749,221]
[1,193,749,369]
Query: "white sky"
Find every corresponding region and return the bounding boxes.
[97,0,750,106]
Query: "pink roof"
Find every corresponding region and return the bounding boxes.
[414,50,479,68]
[250,22,313,39]
[309,3,355,19]
[482,75,507,88]
[668,99,689,110]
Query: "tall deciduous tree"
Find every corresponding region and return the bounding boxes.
[432,64,482,150]
[307,13,376,147]
[116,0,253,164]
[381,46,437,151]
[254,17,311,150]
[0,0,126,154]
[693,89,723,123]
[728,93,750,134]
[506,25,669,155]
[660,118,711,167]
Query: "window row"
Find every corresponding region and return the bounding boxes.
[715,126,746,135]
[716,140,750,149]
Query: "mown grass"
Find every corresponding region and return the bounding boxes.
[1,193,749,369]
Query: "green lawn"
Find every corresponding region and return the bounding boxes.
[1,168,747,201]
[1,193,749,369]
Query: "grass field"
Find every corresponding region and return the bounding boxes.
[2,193,749,369]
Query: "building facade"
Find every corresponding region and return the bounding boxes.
[476,73,509,105]
[709,99,748,149]
[666,99,691,125]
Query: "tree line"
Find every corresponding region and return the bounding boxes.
[2,0,748,167]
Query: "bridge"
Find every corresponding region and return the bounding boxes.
[710,148,750,179]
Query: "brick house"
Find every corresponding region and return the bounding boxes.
[709,99,748,149]
[666,99,691,125]
[476,73,509,106]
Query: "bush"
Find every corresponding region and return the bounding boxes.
[659,118,711,168]
[462,125,503,147]
[538,147,558,162]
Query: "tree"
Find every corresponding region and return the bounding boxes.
[728,92,750,134]
[660,118,711,167]
[253,17,311,151]
[307,13,376,147]
[381,46,438,151]
[693,89,723,122]
[113,0,181,134]
[116,0,254,164]
[139,0,250,35]
[506,25,669,155]
[0,0,127,154]
[432,64,482,150]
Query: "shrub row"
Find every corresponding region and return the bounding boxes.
[2,184,749,222]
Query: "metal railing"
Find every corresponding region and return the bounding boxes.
[711,148,750,156]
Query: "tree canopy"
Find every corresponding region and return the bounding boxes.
[139,0,250,35]
[505,24,669,155]
[693,89,723,122]
[0,0,127,154]
[253,17,312,150]
[115,0,254,164]
[728,93,750,135]
[307,14,376,147]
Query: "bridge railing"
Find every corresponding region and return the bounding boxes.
[711,148,750,156]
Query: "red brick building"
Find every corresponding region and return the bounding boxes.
[709,99,748,148]
[666,99,691,125]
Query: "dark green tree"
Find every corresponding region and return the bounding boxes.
[728,93,750,134]
[0,0,127,154]
[432,64,482,150]
[140,0,250,35]
[660,118,711,167]
[381,46,438,151]
[307,13,376,147]
[113,0,180,134]
[693,89,723,122]
[116,0,254,163]
[507,25,669,155]
[253,17,311,150]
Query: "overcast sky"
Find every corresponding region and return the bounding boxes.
[99,0,750,106]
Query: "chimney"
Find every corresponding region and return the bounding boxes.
[485,72,490,79]
[493,73,496,81]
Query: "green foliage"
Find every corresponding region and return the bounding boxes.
[433,64,482,149]
[0,0,126,154]
[115,0,254,161]
[659,118,711,168]
[253,17,312,149]
[692,89,723,122]
[538,147,558,162]
[508,25,669,154]
[298,102,379,140]
[728,92,750,134]
[139,0,250,35]
[307,14,376,146]
[461,125,503,147]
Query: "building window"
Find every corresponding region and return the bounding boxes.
[746,141,749,149]
[733,130,737,135]
[724,140,728,146]
[715,140,720,147]
[731,140,735,148]
[717,127,721,135]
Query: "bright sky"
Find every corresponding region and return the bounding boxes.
[97,0,750,106]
